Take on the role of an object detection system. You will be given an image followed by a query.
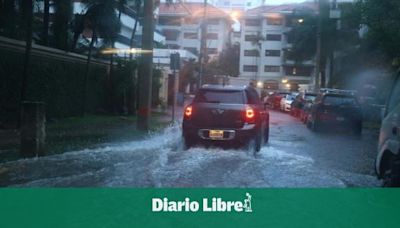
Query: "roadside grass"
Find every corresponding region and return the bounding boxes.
[0,112,171,163]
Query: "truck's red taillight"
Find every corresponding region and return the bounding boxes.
[245,107,255,123]
[185,106,193,117]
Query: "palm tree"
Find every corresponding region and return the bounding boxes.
[19,0,33,105]
[41,0,50,46]
[128,0,142,60]
[0,0,18,38]
[109,0,126,77]
[79,0,121,115]
[53,0,73,51]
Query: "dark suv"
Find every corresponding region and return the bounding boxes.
[307,89,362,135]
[376,73,400,187]
[182,85,269,153]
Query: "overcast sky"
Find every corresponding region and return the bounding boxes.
[264,0,310,4]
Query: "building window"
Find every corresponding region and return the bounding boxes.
[206,33,218,40]
[184,47,198,55]
[266,34,282,41]
[243,65,258,72]
[184,17,199,25]
[244,50,260,57]
[265,50,281,57]
[245,34,257,42]
[245,19,261,26]
[207,48,218,54]
[159,17,181,26]
[233,32,241,38]
[183,32,198,39]
[264,65,281,72]
[207,19,219,25]
[284,66,313,76]
[266,16,283,25]
[163,29,180,41]
[168,44,180,49]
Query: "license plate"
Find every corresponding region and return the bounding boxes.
[336,117,345,121]
[209,130,224,139]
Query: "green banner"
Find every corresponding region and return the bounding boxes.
[0,189,398,228]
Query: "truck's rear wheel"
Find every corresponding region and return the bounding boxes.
[183,136,193,150]
[383,158,400,187]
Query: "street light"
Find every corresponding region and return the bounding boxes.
[282,79,288,84]
[230,11,240,22]
[297,18,304,23]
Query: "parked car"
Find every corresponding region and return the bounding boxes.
[306,90,362,135]
[182,85,269,154]
[280,93,297,112]
[376,73,400,187]
[265,91,290,110]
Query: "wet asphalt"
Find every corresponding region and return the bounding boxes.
[0,110,381,187]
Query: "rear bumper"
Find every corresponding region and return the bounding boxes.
[182,122,257,145]
[315,118,361,128]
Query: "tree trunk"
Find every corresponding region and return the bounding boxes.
[20,0,33,105]
[42,0,50,45]
[137,0,154,131]
[82,28,97,116]
[129,18,139,60]
[19,0,33,128]
[128,14,139,115]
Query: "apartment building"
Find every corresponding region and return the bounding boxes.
[239,3,317,90]
[213,0,265,11]
[158,2,232,59]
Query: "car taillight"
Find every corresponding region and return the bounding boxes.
[245,107,255,123]
[184,106,192,118]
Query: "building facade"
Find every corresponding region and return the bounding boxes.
[158,2,232,59]
[238,3,317,90]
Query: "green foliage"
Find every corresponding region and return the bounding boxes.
[219,42,240,77]
[361,0,400,64]
[286,13,317,62]
[0,48,137,126]
[52,0,73,51]
[82,0,121,45]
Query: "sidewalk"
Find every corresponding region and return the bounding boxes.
[0,111,176,163]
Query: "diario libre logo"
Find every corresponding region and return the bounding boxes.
[152,193,252,213]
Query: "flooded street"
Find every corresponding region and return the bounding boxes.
[0,111,381,187]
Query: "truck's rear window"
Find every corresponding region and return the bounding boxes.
[323,95,357,106]
[194,90,244,104]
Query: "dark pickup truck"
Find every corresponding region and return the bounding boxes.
[182,85,269,153]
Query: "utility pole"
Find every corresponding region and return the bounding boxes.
[137,0,154,131]
[314,0,322,91]
[198,0,207,88]
[327,0,339,88]
[170,53,180,122]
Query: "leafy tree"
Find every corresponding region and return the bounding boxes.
[218,42,240,77]
[76,0,121,114]
[361,0,400,66]
[20,0,34,106]
[53,0,73,51]
[0,0,19,38]
[41,0,50,46]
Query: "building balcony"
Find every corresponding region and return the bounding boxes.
[283,59,314,66]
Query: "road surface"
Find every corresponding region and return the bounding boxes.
[0,110,381,187]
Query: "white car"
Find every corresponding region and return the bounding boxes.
[280,94,297,112]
